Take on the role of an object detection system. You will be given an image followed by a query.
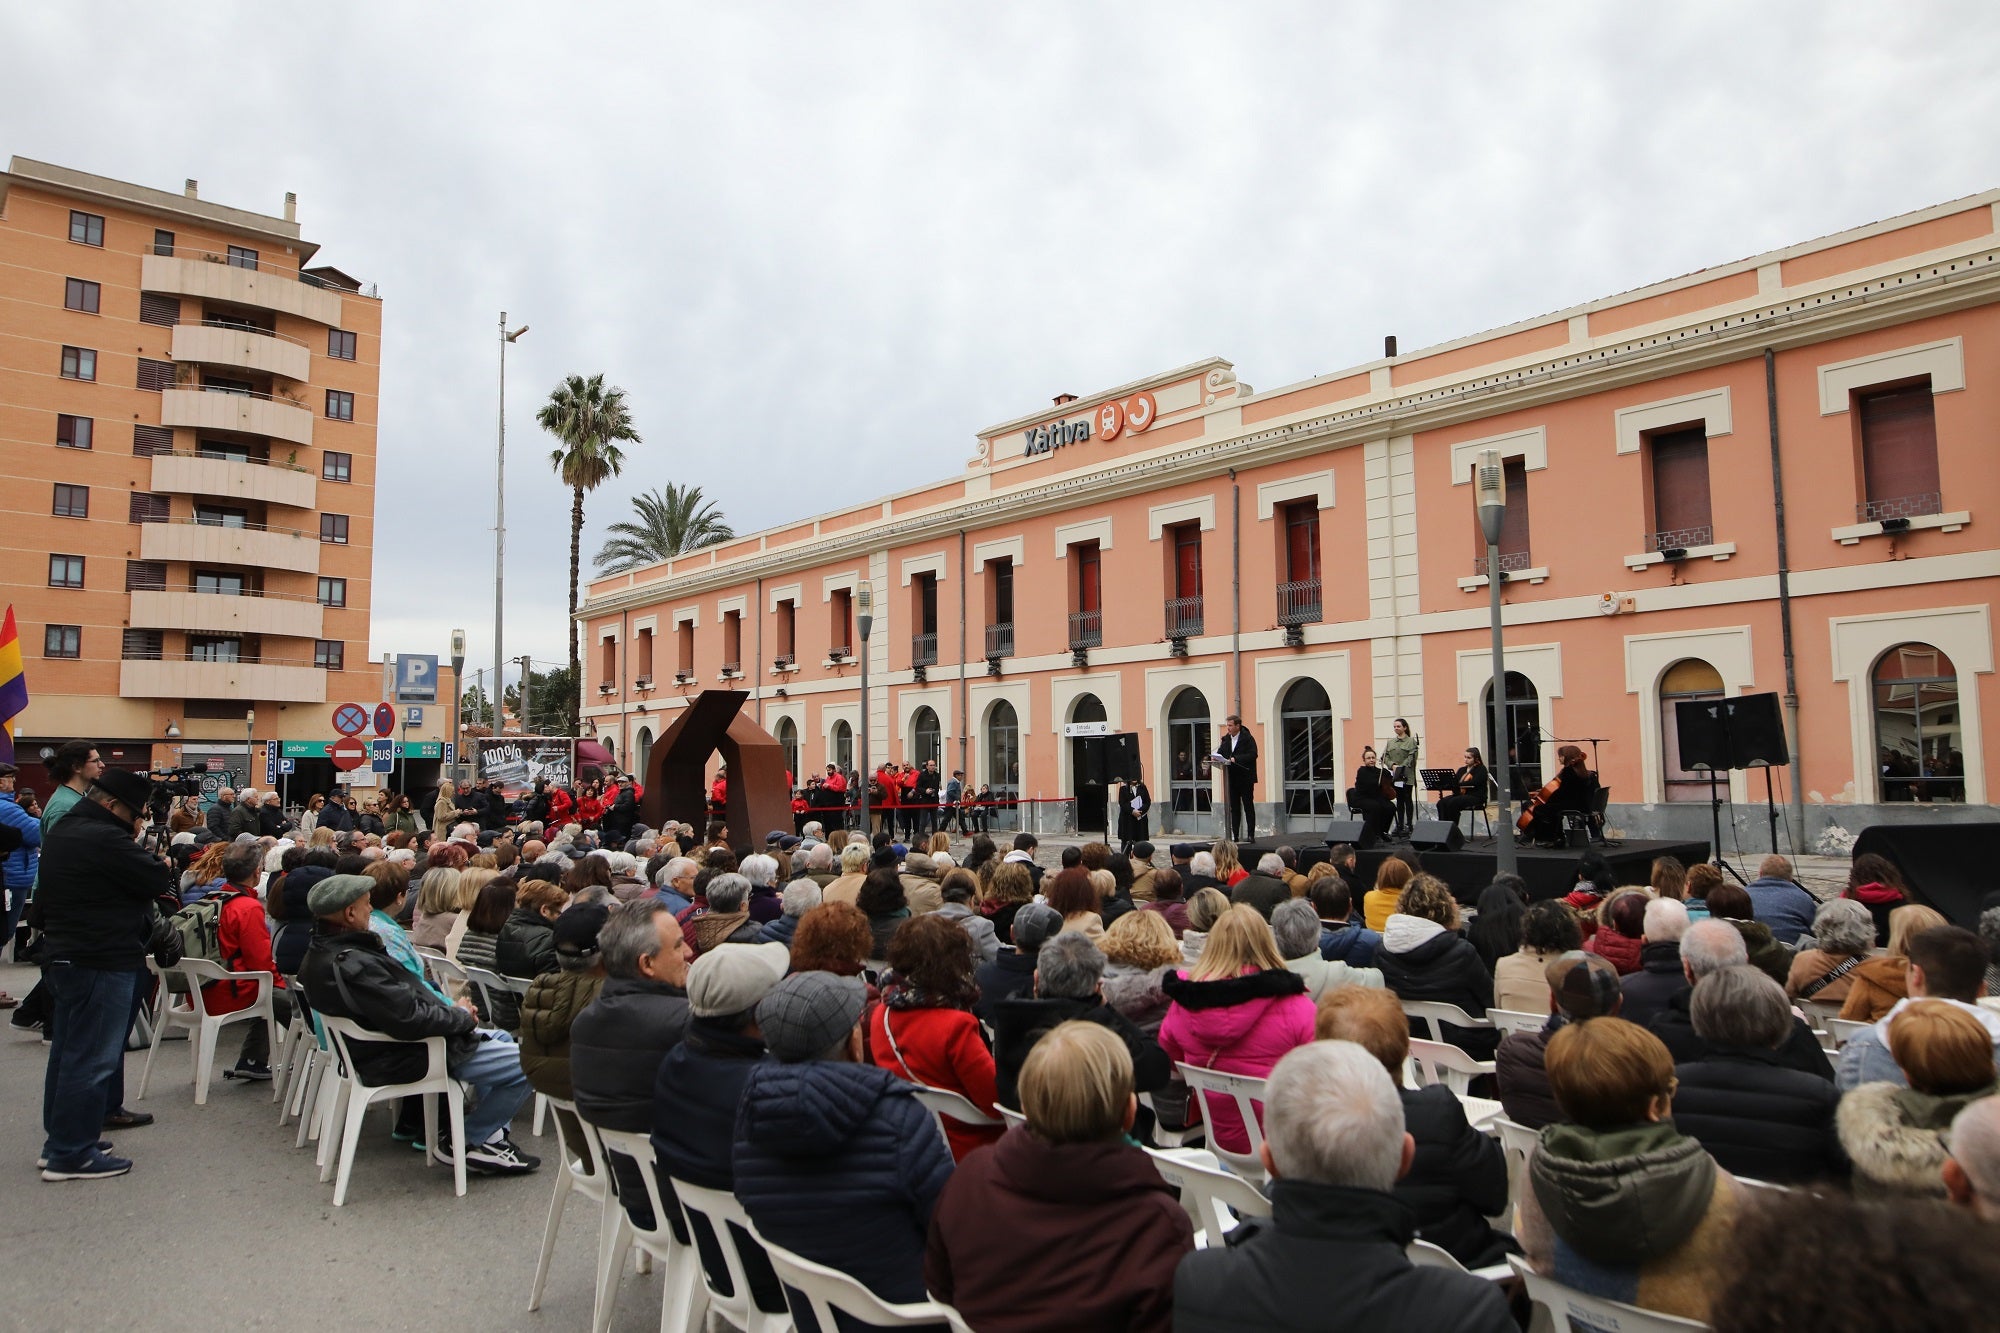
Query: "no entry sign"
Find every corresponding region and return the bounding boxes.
[330,736,369,772]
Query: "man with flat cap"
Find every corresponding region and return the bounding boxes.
[298,873,539,1176]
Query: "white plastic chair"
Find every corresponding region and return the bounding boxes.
[996,1104,1028,1128]
[317,1015,468,1207]
[528,1097,618,1315]
[1402,999,1496,1044]
[670,1175,796,1333]
[1409,1038,1498,1096]
[461,963,527,1020]
[269,978,312,1107]
[1145,1146,1271,1247]
[908,1085,1005,1151]
[1508,1254,1711,1331]
[424,950,472,1001]
[136,958,278,1106]
[757,1232,972,1332]
[1796,998,1843,1034]
[1408,1238,1512,1283]
[1140,1088,1205,1150]
[591,1128,705,1333]
[1487,1007,1550,1038]
[1174,1063,1271,1183]
[1489,1115,1539,1226]
[1825,1018,1871,1048]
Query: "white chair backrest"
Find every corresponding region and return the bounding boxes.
[1402,1000,1494,1042]
[1408,1038,1497,1096]
[1144,1146,1271,1246]
[1407,1239,1467,1271]
[1175,1063,1271,1180]
[544,1095,610,1186]
[593,1127,680,1248]
[670,1175,792,1324]
[1825,1018,1872,1048]
[996,1104,1028,1129]
[1795,998,1842,1032]
[318,1014,446,1087]
[756,1234,971,1332]
[1508,1255,1711,1332]
[1487,1007,1550,1038]
[908,1085,1004,1149]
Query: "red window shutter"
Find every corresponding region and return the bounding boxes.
[1649,427,1713,539]
[1077,544,1101,613]
[1174,528,1203,598]
[1858,385,1940,506]
[1285,503,1320,582]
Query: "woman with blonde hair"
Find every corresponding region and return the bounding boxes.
[1178,886,1231,968]
[1362,856,1414,932]
[926,831,952,857]
[1840,903,1952,1021]
[1210,839,1247,888]
[821,841,871,907]
[409,867,464,951]
[985,860,1035,942]
[431,778,458,841]
[1100,909,1182,1034]
[443,865,498,960]
[1378,873,1497,1058]
[1159,905,1314,1154]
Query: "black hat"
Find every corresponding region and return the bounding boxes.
[92,768,154,814]
[554,903,610,958]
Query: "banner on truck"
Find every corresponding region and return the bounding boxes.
[476,737,575,800]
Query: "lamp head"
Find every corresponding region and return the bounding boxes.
[505,325,529,342]
[1474,448,1507,545]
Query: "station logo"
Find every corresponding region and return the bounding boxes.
[1023,390,1160,456]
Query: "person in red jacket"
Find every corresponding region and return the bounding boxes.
[201,843,290,1080]
[926,1021,1193,1331]
[545,784,575,830]
[872,764,899,839]
[1584,889,1648,976]
[869,914,1000,1161]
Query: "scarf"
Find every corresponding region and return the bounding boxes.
[691,908,749,953]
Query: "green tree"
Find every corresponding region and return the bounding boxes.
[593,483,735,573]
[537,373,640,732]
[505,664,577,736]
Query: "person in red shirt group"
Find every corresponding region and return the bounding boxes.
[898,763,921,841]
[202,843,290,1081]
[545,782,575,829]
[869,914,1001,1161]
[574,778,605,829]
[872,763,900,839]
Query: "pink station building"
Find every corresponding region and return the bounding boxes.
[579,191,2000,849]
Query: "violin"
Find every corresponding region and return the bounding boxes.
[1516,774,1563,833]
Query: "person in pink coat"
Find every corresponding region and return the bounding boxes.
[1158,905,1316,1154]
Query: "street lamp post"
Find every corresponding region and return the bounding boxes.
[495,313,528,744]
[245,707,256,801]
[451,628,466,782]
[1475,449,1517,874]
[857,583,873,837]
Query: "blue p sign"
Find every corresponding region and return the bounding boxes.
[396,654,440,703]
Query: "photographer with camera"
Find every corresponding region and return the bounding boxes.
[35,764,174,1181]
[10,740,105,1035]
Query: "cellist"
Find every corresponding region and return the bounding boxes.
[1345,745,1397,842]
[1518,745,1601,846]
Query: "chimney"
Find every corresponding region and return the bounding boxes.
[283,192,296,223]
[1053,393,1078,406]
[184,179,199,199]
[1383,335,1398,358]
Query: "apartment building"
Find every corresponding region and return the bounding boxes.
[580,190,2000,845]
[0,157,383,793]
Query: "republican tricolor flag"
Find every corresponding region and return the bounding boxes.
[0,606,28,765]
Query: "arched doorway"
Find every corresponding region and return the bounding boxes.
[910,706,942,771]
[774,717,799,786]
[1873,643,1964,802]
[1166,687,1213,825]
[1482,671,1541,801]
[1068,693,1108,834]
[633,726,654,785]
[1658,659,1724,803]
[985,700,1020,831]
[1279,678,1339,830]
[830,720,853,777]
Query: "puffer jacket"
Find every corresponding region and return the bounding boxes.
[1584,926,1644,976]
[652,1018,767,1190]
[1650,986,1834,1079]
[732,1059,954,1307]
[569,976,690,1133]
[1101,961,1174,1035]
[454,930,513,1027]
[1378,915,1497,1059]
[932,902,998,963]
[1319,918,1381,967]
[1397,1083,1514,1269]
[516,967,606,1100]
[1495,1017,1566,1129]
[1672,1047,1847,1184]
[495,906,558,978]
[990,993,1172,1107]
[1158,967,1315,1154]
[273,864,332,976]
[0,791,41,888]
[1618,942,1686,1030]
[1517,1120,1739,1323]
[297,925,477,1086]
[869,1002,1001,1161]
[1837,1080,1999,1198]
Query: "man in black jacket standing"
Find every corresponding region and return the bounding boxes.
[1211,714,1258,842]
[298,874,538,1175]
[36,767,171,1181]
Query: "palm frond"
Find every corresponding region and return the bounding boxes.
[592,483,737,572]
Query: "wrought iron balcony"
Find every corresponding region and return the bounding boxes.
[1277,579,1321,627]
[1165,596,1204,638]
[1644,525,1713,553]
[1068,610,1102,650]
[912,632,938,666]
[1472,550,1533,578]
[1857,493,1941,524]
[985,622,1014,658]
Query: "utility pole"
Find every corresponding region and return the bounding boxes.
[495,314,529,755]
[518,654,534,734]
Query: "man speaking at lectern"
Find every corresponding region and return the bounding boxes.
[1211,714,1259,842]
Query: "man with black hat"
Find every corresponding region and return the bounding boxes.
[35,764,172,1181]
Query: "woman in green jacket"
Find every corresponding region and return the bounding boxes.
[1381,719,1421,838]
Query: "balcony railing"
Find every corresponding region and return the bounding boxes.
[912,632,938,666]
[1068,610,1102,650]
[1857,492,1942,524]
[720,660,742,676]
[1644,525,1713,554]
[1164,596,1204,638]
[1277,579,1322,626]
[1473,550,1533,578]
[986,622,1015,658]
[153,244,377,297]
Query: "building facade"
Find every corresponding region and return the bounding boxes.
[0,157,401,795]
[580,191,2000,846]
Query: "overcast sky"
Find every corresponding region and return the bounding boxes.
[11,2,2000,695]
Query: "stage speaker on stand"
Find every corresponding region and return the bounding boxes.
[1409,820,1464,853]
[1323,819,1376,851]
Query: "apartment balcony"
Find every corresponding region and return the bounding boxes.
[161,386,315,447]
[120,657,327,704]
[139,519,321,574]
[911,632,938,667]
[151,452,317,509]
[172,320,311,382]
[127,589,325,640]
[1277,578,1322,627]
[141,251,346,326]
[985,622,1015,659]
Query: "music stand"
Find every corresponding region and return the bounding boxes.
[1419,769,1456,821]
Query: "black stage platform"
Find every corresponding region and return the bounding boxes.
[1352,838,1712,904]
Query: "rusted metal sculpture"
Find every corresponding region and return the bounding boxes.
[639,690,791,849]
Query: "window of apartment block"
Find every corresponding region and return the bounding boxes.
[70,210,104,246]
[195,503,246,527]
[328,329,357,360]
[1280,500,1323,624]
[636,627,655,680]
[64,278,101,314]
[322,451,352,482]
[676,620,696,676]
[1647,426,1713,549]
[912,572,939,664]
[1167,524,1203,637]
[314,640,343,670]
[132,424,173,456]
[136,358,175,391]
[776,599,797,663]
[829,588,853,656]
[153,228,175,257]
[52,483,88,518]
[1856,382,1942,520]
[122,629,163,660]
[318,577,347,607]
[124,561,167,592]
[1471,457,1532,575]
[196,571,246,596]
[56,414,93,450]
[325,390,354,421]
[1070,542,1103,647]
[60,346,96,381]
[987,559,1016,657]
[49,555,84,589]
[227,245,258,271]
[722,610,742,671]
[138,292,180,326]
[129,492,171,524]
[321,514,349,544]
[44,625,81,659]
[191,635,243,663]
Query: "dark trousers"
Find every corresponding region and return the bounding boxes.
[238,990,294,1065]
[41,962,140,1165]
[1438,794,1485,829]
[1224,780,1256,841]
[1393,784,1415,832]
[1347,794,1394,840]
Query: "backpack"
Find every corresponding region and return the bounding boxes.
[165,889,244,989]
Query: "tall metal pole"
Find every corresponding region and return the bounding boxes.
[858,584,874,838]
[494,312,507,739]
[1475,449,1517,874]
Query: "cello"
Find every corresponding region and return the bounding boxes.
[1516,774,1562,834]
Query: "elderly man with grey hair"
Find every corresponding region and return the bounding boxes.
[989,930,1171,1110]
[759,880,822,946]
[652,856,698,914]
[798,840,836,885]
[1620,895,1693,1027]
[1274,898,1381,1000]
[1649,919,1834,1078]
[1669,964,1847,1183]
[687,872,762,954]
[1173,1041,1515,1333]
[1230,853,1291,920]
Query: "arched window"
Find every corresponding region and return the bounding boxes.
[985,700,1020,831]
[1166,687,1213,819]
[1280,678,1338,825]
[1659,659,1724,803]
[775,717,799,784]
[1481,671,1541,801]
[633,726,654,782]
[1873,643,1964,802]
[831,720,853,776]
[910,706,942,770]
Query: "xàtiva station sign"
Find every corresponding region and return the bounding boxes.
[1021,391,1157,457]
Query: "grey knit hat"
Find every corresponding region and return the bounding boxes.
[757,971,867,1062]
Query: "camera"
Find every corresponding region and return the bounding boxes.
[149,766,204,798]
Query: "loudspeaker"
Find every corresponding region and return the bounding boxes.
[1323,819,1376,851]
[1409,819,1464,852]
[1674,698,1731,772]
[1674,693,1790,771]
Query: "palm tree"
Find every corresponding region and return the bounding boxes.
[537,373,641,728]
[593,483,736,573]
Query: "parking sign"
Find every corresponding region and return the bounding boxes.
[395,654,440,704]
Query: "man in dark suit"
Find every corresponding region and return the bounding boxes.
[1212,714,1258,842]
